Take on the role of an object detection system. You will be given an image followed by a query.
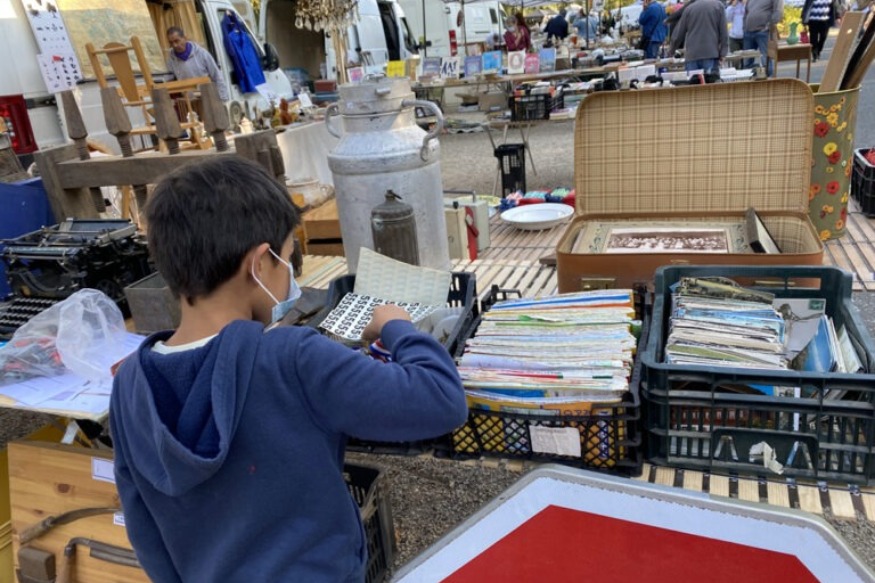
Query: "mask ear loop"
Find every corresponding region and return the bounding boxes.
[251,253,280,305]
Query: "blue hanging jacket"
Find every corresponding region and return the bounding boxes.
[221,12,266,94]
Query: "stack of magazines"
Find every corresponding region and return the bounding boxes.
[665,277,789,371]
[457,290,639,416]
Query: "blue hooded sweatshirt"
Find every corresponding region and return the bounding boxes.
[110,319,467,582]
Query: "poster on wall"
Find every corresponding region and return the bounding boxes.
[56,0,166,78]
[21,0,83,91]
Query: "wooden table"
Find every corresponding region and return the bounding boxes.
[769,43,813,82]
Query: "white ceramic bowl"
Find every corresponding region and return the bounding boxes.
[500,203,574,231]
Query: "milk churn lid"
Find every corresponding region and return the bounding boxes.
[337,75,414,116]
[371,190,414,220]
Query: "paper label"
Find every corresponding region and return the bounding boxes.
[255,83,279,103]
[113,511,126,527]
[530,426,582,458]
[298,92,313,108]
[92,457,115,484]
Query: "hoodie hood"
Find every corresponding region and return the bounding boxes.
[112,320,261,496]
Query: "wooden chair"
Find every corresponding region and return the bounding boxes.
[85,36,209,150]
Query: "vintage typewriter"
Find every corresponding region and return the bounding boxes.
[0,219,152,337]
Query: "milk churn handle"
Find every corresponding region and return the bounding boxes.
[402,99,444,161]
[325,103,342,138]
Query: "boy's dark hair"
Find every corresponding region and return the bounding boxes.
[145,157,299,303]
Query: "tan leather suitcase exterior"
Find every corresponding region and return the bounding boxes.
[557,80,823,292]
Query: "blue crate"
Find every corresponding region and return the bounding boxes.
[0,177,55,299]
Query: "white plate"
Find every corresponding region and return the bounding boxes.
[500,203,574,231]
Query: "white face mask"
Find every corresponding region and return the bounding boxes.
[252,248,302,325]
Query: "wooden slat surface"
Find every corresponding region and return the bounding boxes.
[297,213,875,522]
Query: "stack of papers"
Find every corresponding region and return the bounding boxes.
[458,290,639,414]
[665,279,788,371]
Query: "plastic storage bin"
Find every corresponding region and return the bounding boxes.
[852,148,875,217]
[509,93,564,121]
[345,463,395,583]
[444,287,646,476]
[641,265,875,484]
[0,177,55,299]
[124,272,180,334]
[309,271,477,454]
[493,143,526,198]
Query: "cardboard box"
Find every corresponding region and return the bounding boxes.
[557,80,823,292]
[478,92,508,112]
[445,206,470,259]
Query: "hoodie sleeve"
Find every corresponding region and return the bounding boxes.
[285,324,467,442]
[114,446,184,583]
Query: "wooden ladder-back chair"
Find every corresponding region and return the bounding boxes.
[85,36,209,150]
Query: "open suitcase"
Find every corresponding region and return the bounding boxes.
[557,79,824,292]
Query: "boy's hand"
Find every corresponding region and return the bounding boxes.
[362,305,412,343]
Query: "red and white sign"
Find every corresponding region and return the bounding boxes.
[394,467,874,583]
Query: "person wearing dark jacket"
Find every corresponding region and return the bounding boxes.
[110,157,468,583]
[639,0,669,59]
[669,0,728,73]
[545,8,570,41]
[744,0,783,74]
[803,0,841,61]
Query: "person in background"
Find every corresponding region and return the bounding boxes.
[638,0,669,59]
[515,12,532,45]
[544,8,570,42]
[744,0,783,73]
[504,14,531,51]
[575,9,600,46]
[166,26,229,101]
[803,0,841,61]
[669,0,728,74]
[726,0,746,53]
[110,156,468,582]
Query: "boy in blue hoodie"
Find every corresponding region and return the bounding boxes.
[110,157,468,582]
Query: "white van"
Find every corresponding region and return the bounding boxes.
[0,0,293,153]
[260,0,418,81]
[399,0,505,58]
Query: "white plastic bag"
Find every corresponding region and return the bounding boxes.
[0,289,127,386]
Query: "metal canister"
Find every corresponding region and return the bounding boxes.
[326,75,448,272]
[371,190,420,266]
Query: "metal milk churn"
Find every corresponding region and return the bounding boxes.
[325,76,449,272]
[371,190,420,266]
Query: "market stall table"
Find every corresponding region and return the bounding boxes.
[274,120,339,186]
[770,42,813,82]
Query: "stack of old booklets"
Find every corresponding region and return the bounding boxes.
[665,277,789,371]
[457,290,639,416]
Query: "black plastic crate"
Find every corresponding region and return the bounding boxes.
[441,287,646,477]
[345,463,395,583]
[641,265,875,484]
[852,148,875,216]
[309,271,477,455]
[509,93,564,121]
[493,143,526,198]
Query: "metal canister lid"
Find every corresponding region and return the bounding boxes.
[371,190,414,221]
[337,76,414,116]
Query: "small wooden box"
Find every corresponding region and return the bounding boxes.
[557,80,823,292]
[302,198,344,256]
[9,440,149,583]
